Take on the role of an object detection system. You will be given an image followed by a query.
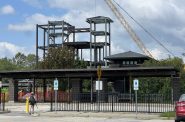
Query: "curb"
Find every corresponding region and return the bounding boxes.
[0,110,11,114]
[40,111,163,120]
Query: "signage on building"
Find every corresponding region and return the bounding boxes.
[96,80,102,90]
[133,79,139,90]
[54,78,58,90]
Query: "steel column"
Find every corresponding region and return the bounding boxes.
[36,24,39,69]
[105,19,107,66]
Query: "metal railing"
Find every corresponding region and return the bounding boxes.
[50,92,175,113]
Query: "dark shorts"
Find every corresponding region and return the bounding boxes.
[29,103,35,106]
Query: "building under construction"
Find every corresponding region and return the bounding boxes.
[0,0,182,113]
[0,16,180,113]
[36,16,113,68]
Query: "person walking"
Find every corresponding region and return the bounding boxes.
[29,92,37,115]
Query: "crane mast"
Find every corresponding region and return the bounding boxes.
[105,0,154,58]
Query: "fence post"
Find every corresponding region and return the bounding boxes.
[112,93,114,112]
[2,93,5,111]
[77,94,79,112]
[0,88,1,111]
[50,91,53,111]
[148,93,150,113]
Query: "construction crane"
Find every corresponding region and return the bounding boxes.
[105,0,154,58]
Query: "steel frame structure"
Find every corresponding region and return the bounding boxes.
[36,16,113,68]
[87,16,113,67]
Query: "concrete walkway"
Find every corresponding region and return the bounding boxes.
[40,111,162,119]
[1,102,174,120]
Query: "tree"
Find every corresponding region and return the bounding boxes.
[40,46,89,92]
[11,52,37,70]
[74,58,88,69]
[0,57,17,71]
[82,79,91,92]
[41,46,76,69]
[13,52,26,69]
[0,53,37,85]
[25,54,36,69]
[139,57,185,94]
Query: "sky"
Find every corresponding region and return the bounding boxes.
[0,0,185,61]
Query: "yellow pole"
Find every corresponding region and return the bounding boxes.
[26,97,29,113]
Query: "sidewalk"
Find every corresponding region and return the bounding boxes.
[5,102,50,113]
[40,111,164,120]
[4,103,174,120]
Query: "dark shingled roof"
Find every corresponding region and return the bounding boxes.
[104,51,150,60]
[86,16,113,24]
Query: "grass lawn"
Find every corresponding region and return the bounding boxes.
[160,111,175,118]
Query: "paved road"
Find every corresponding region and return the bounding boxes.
[0,110,175,122]
[0,115,175,122]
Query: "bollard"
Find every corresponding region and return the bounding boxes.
[26,97,29,113]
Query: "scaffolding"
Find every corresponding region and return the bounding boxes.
[36,16,113,68]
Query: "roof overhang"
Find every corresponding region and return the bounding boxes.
[0,67,178,79]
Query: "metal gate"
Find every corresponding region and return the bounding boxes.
[50,93,175,113]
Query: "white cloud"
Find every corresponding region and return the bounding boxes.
[8,13,63,31]
[150,48,171,60]
[0,5,15,15]
[111,42,125,55]
[7,0,185,61]
[0,42,30,58]
[7,10,94,32]
[114,0,185,57]
[8,24,34,32]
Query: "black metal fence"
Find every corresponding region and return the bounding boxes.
[50,92,175,113]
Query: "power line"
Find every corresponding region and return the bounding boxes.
[112,0,175,57]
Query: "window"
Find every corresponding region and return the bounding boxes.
[126,61,129,65]
[130,61,133,64]
[122,61,126,65]
[134,61,137,64]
